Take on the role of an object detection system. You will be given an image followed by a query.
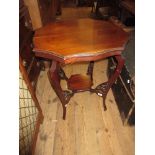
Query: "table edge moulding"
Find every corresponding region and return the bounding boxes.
[33,18,129,120]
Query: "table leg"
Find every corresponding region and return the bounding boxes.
[105,55,125,109]
[48,56,124,119]
[48,60,73,119]
[87,61,94,81]
[92,55,125,110]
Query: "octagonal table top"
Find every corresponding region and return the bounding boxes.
[33,18,129,64]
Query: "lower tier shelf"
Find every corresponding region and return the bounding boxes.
[67,74,93,92]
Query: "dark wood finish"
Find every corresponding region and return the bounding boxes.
[19,56,44,155]
[47,61,73,119]
[33,18,129,64]
[87,61,94,81]
[20,1,41,90]
[47,55,125,119]
[90,55,125,111]
[33,18,129,119]
[68,74,93,91]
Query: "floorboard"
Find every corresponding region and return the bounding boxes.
[35,6,134,155]
[35,60,134,155]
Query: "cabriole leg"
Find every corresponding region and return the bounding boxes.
[48,61,69,120]
[94,55,125,110]
[104,55,125,109]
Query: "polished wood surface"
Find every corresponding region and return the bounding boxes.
[33,18,128,119]
[33,18,129,64]
[68,74,93,91]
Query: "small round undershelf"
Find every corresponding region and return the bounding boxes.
[67,74,93,92]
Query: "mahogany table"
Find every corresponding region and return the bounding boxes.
[33,18,129,120]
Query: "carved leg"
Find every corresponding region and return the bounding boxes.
[87,61,94,81]
[94,55,125,110]
[104,55,125,109]
[94,82,109,110]
[48,61,71,120]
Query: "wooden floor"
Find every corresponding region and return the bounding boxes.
[34,6,134,155]
[35,60,134,155]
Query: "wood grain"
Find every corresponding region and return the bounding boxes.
[35,60,134,155]
[33,18,129,64]
[67,74,93,91]
[34,69,59,155]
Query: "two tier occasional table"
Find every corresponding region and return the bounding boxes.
[33,18,129,120]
